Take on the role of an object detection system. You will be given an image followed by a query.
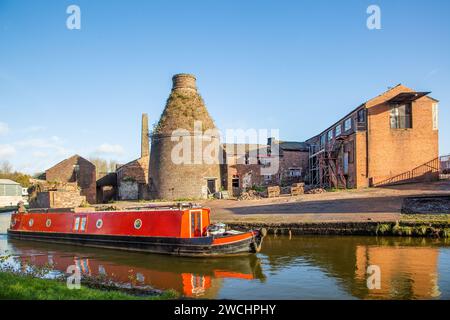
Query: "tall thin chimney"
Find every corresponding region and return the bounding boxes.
[141,113,149,158]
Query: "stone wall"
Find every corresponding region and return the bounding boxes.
[32,191,86,209]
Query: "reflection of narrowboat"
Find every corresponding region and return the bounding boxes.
[7,204,266,257]
[9,240,266,298]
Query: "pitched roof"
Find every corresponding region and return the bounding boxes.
[0,179,20,185]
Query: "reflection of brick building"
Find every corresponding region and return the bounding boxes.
[355,245,440,299]
[307,85,439,188]
[45,155,96,204]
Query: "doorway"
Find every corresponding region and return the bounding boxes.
[190,210,202,237]
[207,179,216,195]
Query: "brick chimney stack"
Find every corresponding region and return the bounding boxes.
[141,113,149,158]
[172,74,197,92]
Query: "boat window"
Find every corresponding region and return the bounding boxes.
[80,217,87,231]
[74,217,80,231]
[28,219,34,227]
[46,219,51,228]
[96,219,103,229]
[134,219,142,230]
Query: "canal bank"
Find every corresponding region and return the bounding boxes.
[227,217,450,238]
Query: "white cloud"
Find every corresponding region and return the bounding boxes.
[32,151,48,158]
[16,137,73,157]
[0,144,16,158]
[95,143,125,156]
[0,122,9,136]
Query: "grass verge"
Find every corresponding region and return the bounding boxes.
[0,271,178,300]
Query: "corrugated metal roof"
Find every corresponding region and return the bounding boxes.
[0,179,20,185]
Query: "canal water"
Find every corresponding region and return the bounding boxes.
[1,212,450,299]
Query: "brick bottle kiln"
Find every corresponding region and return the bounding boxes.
[149,74,221,200]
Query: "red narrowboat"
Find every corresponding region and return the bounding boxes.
[7,204,266,257]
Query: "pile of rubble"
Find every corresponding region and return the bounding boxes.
[238,190,262,201]
[402,196,450,214]
[305,187,327,194]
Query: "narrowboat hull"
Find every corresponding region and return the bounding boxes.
[7,229,264,257]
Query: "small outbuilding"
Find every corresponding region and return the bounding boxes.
[0,179,23,208]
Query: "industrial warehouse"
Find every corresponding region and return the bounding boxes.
[26,73,443,206]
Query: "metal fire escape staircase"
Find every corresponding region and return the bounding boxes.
[309,137,347,188]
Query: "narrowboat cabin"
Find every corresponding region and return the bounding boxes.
[8,204,265,257]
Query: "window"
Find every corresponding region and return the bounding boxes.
[80,217,87,231]
[320,134,326,148]
[432,103,439,130]
[357,109,366,123]
[335,124,342,137]
[344,118,352,132]
[390,103,412,129]
[343,152,349,175]
[289,168,301,177]
[244,153,249,165]
[327,130,333,141]
[232,176,240,188]
[96,219,103,229]
[74,217,80,231]
[134,219,142,230]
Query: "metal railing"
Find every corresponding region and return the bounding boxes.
[373,157,440,187]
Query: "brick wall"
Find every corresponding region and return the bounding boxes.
[45,155,97,203]
[366,86,439,185]
[33,191,86,208]
[116,156,150,200]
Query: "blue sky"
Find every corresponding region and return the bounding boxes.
[0,0,449,174]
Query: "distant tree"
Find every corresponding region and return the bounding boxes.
[0,161,32,187]
[89,157,119,178]
[33,172,46,180]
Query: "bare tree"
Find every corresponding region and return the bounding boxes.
[0,161,13,174]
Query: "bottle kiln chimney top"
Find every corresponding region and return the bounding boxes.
[172,74,197,91]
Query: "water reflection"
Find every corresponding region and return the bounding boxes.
[1,213,449,299]
[261,236,448,299]
[3,239,265,298]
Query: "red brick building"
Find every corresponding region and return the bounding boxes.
[45,155,97,203]
[222,139,309,196]
[306,84,439,188]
